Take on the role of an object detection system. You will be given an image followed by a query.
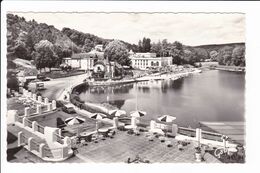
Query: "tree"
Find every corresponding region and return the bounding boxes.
[209,50,218,61]
[7,71,19,91]
[194,48,209,61]
[183,48,197,65]
[217,46,233,65]
[34,40,58,72]
[131,44,139,53]
[13,40,29,60]
[25,33,35,55]
[104,40,130,66]
[151,41,162,57]
[143,37,151,52]
[53,44,64,66]
[162,39,169,57]
[83,38,94,52]
[138,40,143,52]
[169,41,184,65]
[231,46,245,66]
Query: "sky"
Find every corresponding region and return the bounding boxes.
[13,12,245,46]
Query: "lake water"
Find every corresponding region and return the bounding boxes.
[78,70,245,127]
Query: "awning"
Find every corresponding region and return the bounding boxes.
[130,110,146,118]
[65,116,85,125]
[157,115,176,123]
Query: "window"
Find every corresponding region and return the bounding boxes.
[151,62,154,66]
[156,61,159,66]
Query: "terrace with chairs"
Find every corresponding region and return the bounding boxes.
[7,88,245,163]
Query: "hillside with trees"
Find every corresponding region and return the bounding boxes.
[61,27,135,53]
[6,13,135,71]
[149,39,245,66]
[194,43,245,66]
[6,13,245,71]
[6,13,82,71]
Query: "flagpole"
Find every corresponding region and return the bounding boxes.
[135,83,138,111]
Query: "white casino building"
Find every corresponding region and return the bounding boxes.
[129,51,172,70]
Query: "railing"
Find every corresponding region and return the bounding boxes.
[43,146,64,159]
[37,124,45,134]
[155,123,172,131]
[21,133,28,145]
[42,106,48,112]
[201,130,223,142]
[31,139,40,152]
[24,118,32,128]
[178,127,196,137]
[178,126,225,142]
[16,114,23,123]
[54,133,64,145]
[50,147,64,159]
[29,108,37,115]
[43,146,53,158]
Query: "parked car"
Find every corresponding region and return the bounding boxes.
[60,63,72,72]
[36,82,45,90]
[37,74,50,81]
[62,103,76,114]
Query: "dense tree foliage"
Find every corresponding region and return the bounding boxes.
[7,13,80,63]
[7,71,19,91]
[137,37,151,52]
[194,47,209,61]
[62,27,110,51]
[151,41,162,57]
[33,40,59,71]
[231,46,245,66]
[104,40,131,66]
[195,43,245,66]
[7,13,245,69]
[217,46,233,65]
[209,50,218,61]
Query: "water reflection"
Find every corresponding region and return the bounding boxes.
[108,100,125,109]
[79,83,134,95]
[136,78,184,94]
[76,71,245,127]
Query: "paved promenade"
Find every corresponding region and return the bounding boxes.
[69,130,221,163]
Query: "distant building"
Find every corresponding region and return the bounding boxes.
[94,44,104,52]
[63,47,104,71]
[129,51,172,70]
[92,59,123,79]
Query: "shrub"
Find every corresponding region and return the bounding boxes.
[7,77,19,91]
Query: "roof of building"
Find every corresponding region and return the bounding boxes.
[130,52,157,59]
[64,52,104,60]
